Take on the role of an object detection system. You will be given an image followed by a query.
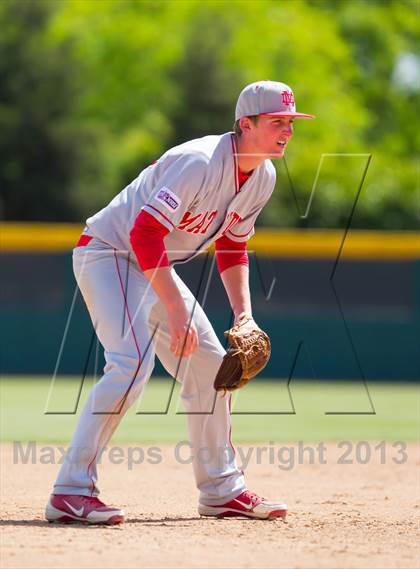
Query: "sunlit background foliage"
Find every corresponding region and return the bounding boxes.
[1,0,418,228]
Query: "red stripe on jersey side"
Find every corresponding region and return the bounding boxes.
[146,205,175,228]
[230,134,239,194]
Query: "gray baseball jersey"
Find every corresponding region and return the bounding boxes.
[86,132,276,263]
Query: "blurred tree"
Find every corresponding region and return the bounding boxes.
[321,0,419,230]
[0,0,92,220]
[1,0,418,229]
[216,0,371,228]
[169,3,245,144]
[46,0,189,213]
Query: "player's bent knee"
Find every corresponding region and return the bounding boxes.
[103,351,155,384]
[179,350,224,399]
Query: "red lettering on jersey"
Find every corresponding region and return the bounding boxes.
[281,90,295,106]
[223,211,241,234]
[200,210,217,233]
[188,210,217,234]
[189,213,209,234]
[177,210,218,234]
[178,211,201,230]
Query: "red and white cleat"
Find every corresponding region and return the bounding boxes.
[198,490,287,520]
[45,494,125,525]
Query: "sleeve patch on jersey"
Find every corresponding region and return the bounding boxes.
[156,187,181,212]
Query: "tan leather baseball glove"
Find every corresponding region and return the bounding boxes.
[213,316,271,393]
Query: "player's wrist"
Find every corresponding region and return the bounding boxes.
[165,297,187,315]
[234,311,253,325]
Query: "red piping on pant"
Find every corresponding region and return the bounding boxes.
[86,250,143,495]
[228,393,236,457]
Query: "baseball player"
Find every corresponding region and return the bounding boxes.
[45,80,314,524]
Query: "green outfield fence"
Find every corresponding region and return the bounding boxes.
[1,223,419,380]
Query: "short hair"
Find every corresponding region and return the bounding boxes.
[233,115,260,136]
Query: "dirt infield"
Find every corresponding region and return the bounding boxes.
[1,442,419,569]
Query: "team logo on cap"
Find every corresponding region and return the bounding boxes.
[281,91,295,107]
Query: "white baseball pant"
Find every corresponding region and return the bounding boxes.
[53,242,245,504]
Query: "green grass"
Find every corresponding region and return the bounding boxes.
[1,377,419,443]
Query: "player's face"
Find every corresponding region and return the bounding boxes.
[250,116,294,158]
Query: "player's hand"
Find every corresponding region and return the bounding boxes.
[166,302,199,358]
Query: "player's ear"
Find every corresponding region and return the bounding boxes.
[239,116,253,135]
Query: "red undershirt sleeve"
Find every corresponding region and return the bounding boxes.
[131,212,249,273]
[215,234,249,274]
[129,209,170,271]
